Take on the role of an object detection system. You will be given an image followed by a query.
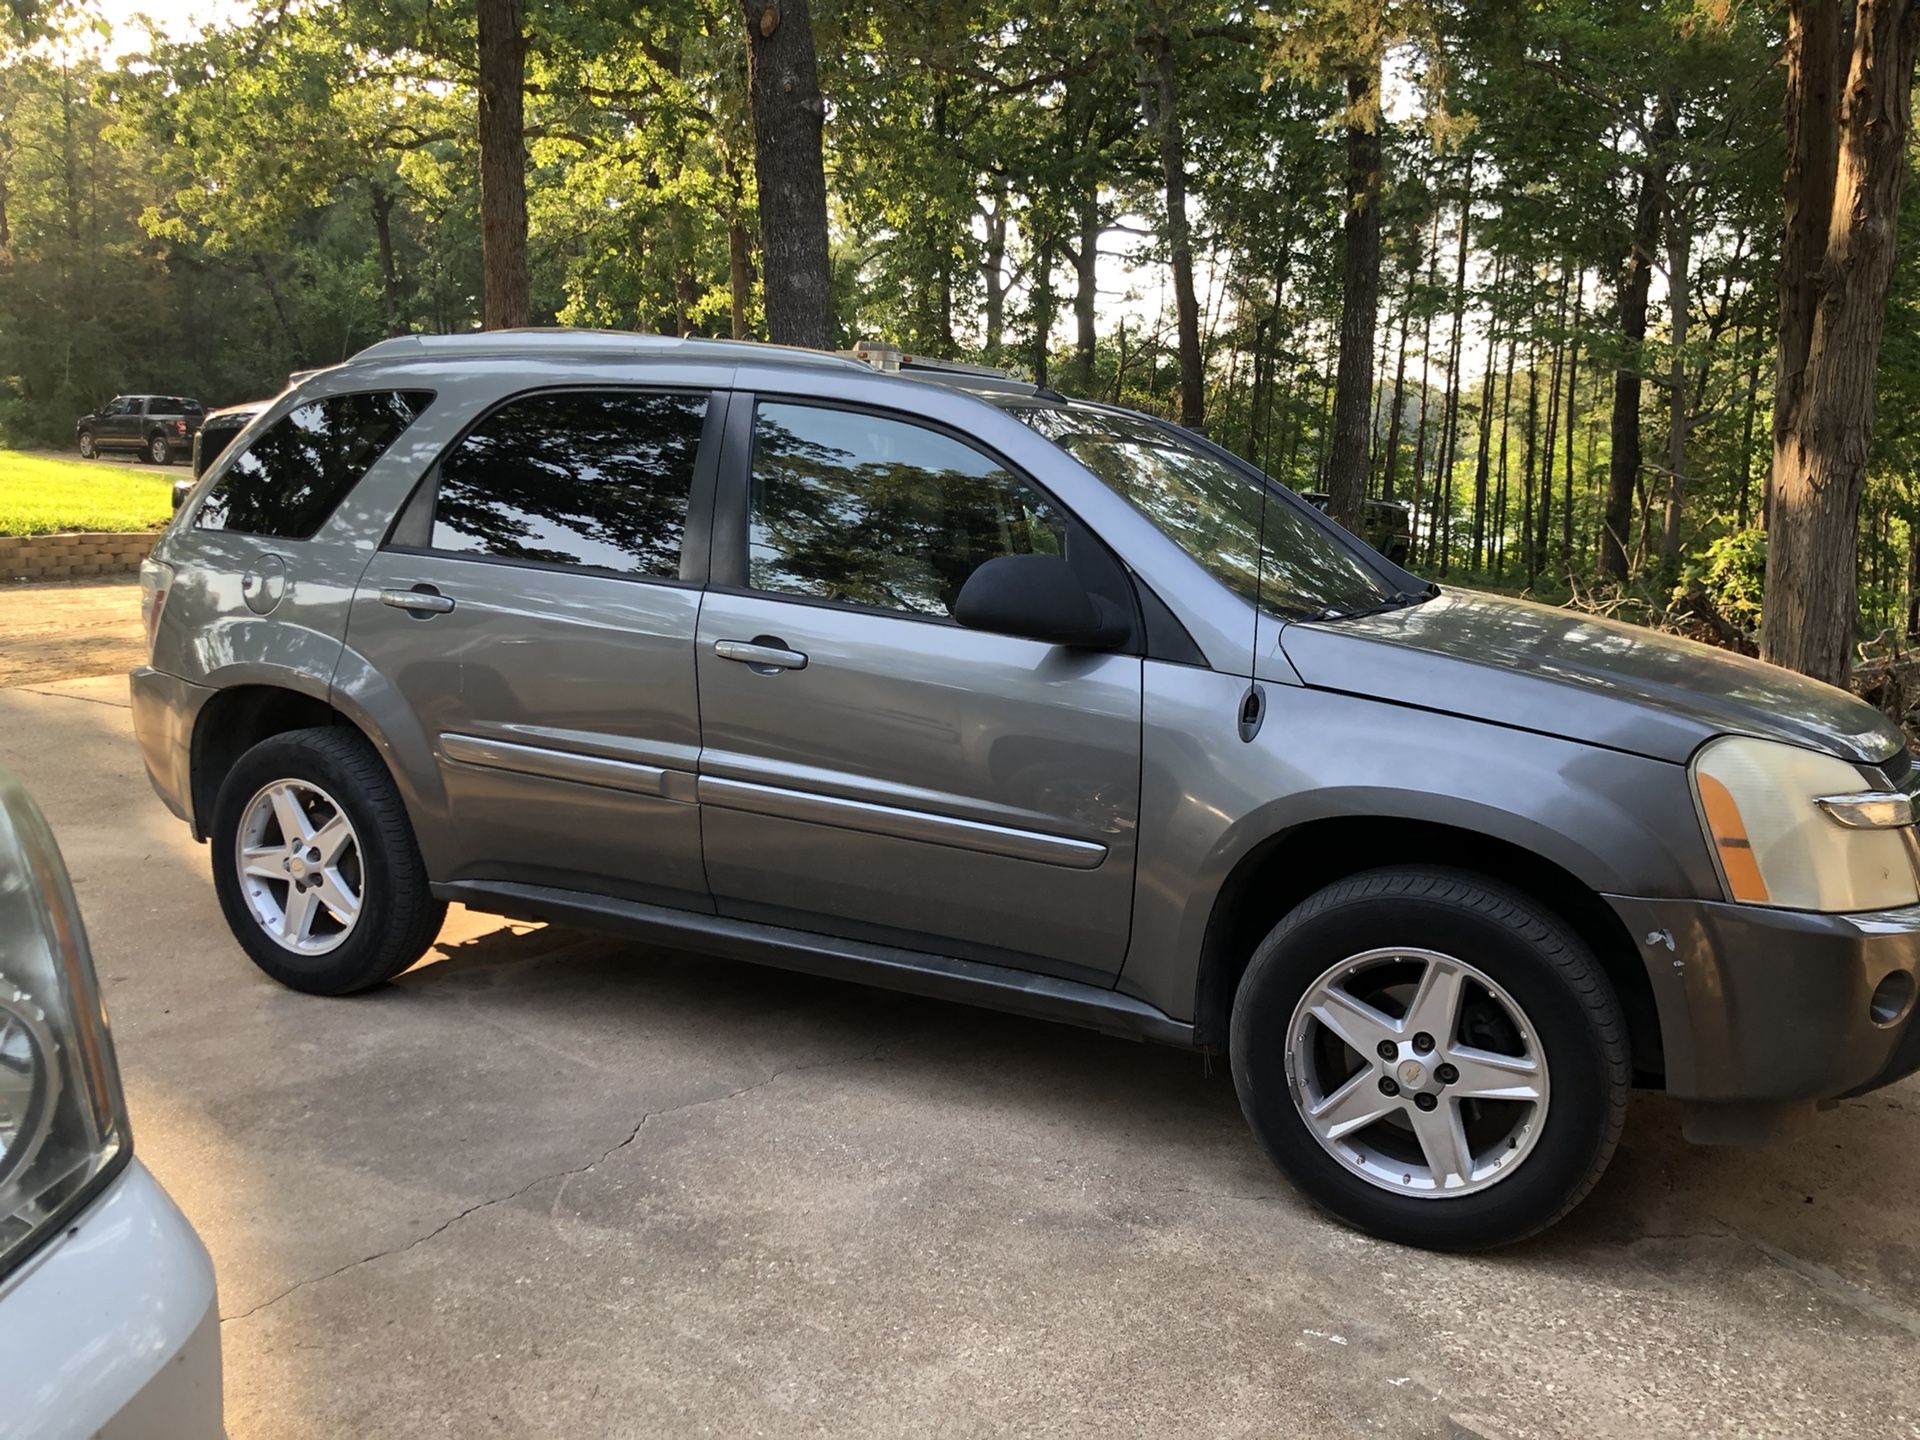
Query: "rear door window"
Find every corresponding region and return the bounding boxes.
[195,390,431,539]
[426,390,708,580]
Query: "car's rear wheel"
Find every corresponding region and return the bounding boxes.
[210,727,445,995]
[147,433,172,465]
[1230,866,1629,1250]
[77,430,95,459]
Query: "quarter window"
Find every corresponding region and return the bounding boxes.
[748,402,1064,619]
[195,390,431,539]
[429,390,708,579]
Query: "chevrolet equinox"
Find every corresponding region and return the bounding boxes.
[130,331,1920,1250]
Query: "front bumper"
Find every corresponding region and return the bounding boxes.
[130,666,213,832]
[0,1160,223,1439]
[1608,894,1920,1108]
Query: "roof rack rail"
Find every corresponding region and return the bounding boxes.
[343,328,868,373]
[847,339,1016,381]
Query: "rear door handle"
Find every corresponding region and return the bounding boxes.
[381,586,455,615]
[714,638,808,672]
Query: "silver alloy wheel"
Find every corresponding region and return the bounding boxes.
[77,432,94,459]
[235,778,364,955]
[149,435,169,464]
[1286,947,1550,1198]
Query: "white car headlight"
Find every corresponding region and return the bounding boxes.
[1690,735,1920,912]
[0,774,130,1278]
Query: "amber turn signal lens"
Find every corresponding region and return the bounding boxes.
[1696,772,1770,904]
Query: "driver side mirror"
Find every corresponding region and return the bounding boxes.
[953,554,1128,650]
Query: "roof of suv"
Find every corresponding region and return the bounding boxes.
[342,329,876,376]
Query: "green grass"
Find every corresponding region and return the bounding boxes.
[0,449,173,536]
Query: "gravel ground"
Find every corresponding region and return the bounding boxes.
[0,576,146,687]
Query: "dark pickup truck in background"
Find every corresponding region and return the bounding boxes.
[1300,490,1413,566]
[75,395,204,465]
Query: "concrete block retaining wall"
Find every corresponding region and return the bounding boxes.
[0,531,157,582]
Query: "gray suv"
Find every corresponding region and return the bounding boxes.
[129,331,1920,1250]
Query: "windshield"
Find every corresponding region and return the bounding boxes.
[1008,402,1399,620]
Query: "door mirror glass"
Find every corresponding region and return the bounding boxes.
[953,554,1127,649]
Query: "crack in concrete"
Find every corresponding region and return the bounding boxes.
[1597,1217,1920,1339]
[1736,1230,1920,1340]
[16,684,129,708]
[218,1041,885,1326]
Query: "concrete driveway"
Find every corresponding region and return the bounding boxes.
[1,653,1917,1436]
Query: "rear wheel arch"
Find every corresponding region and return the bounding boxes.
[191,684,382,840]
[1192,815,1664,1086]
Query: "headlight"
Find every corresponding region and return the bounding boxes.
[0,773,130,1278]
[1690,735,1920,912]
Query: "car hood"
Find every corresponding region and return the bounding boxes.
[1280,587,1905,768]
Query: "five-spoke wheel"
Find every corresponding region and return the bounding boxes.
[235,778,364,954]
[1288,948,1548,1197]
[1232,867,1629,1250]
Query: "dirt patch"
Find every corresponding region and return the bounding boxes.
[0,577,146,687]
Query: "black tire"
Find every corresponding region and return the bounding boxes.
[1230,866,1629,1251]
[146,433,172,465]
[77,430,95,460]
[210,726,446,995]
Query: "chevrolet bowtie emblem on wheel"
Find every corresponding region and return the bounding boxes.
[1398,1060,1426,1088]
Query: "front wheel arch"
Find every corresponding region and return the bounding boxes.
[1191,815,1663,1086]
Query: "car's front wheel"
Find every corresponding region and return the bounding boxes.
[209,727,446,995]
[1231,867,1629,1250]
[77,430,95,459]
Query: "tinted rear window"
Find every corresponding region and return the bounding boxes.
[195,390,431,539]
[427,389,708,579]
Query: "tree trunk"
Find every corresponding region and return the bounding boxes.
[1601,101,1672,578]
[253,253,307,364]
[1560,272,1582,575]
[1406,207,1442,562]
[1538,270,1567,573]
[370,182,403,336]
[1494,318,1518,576]
[1659,197,1692,562]
[1325,62,1384,531]
[740,0,834,347]
[1906,511,1920,641]
[1522,331,1541,582]
[1381,271,1412,501]
[982,179,1009,365]
[1140,31,1204,428]
[1470,257,1505,571]
[728,220,754,339]
[476,0,529,330]
[1763,0,1920,684]
[1432,169,1472,572]
[1736,348,1761,526]
[1772,0,1844,503]
[1030,239,1056,387]
[1073,183,1101,391]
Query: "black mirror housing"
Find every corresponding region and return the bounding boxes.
[953,553,1128,649]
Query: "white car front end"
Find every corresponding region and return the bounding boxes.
[0,772,222,1439]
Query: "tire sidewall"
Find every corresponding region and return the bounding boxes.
[1232,880,1621,1250]
[77,431,94,459]
[149,435,170,465]
[211,732,412,994]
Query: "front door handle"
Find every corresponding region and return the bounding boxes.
[381,586,455,616]
[714,637,808,673]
